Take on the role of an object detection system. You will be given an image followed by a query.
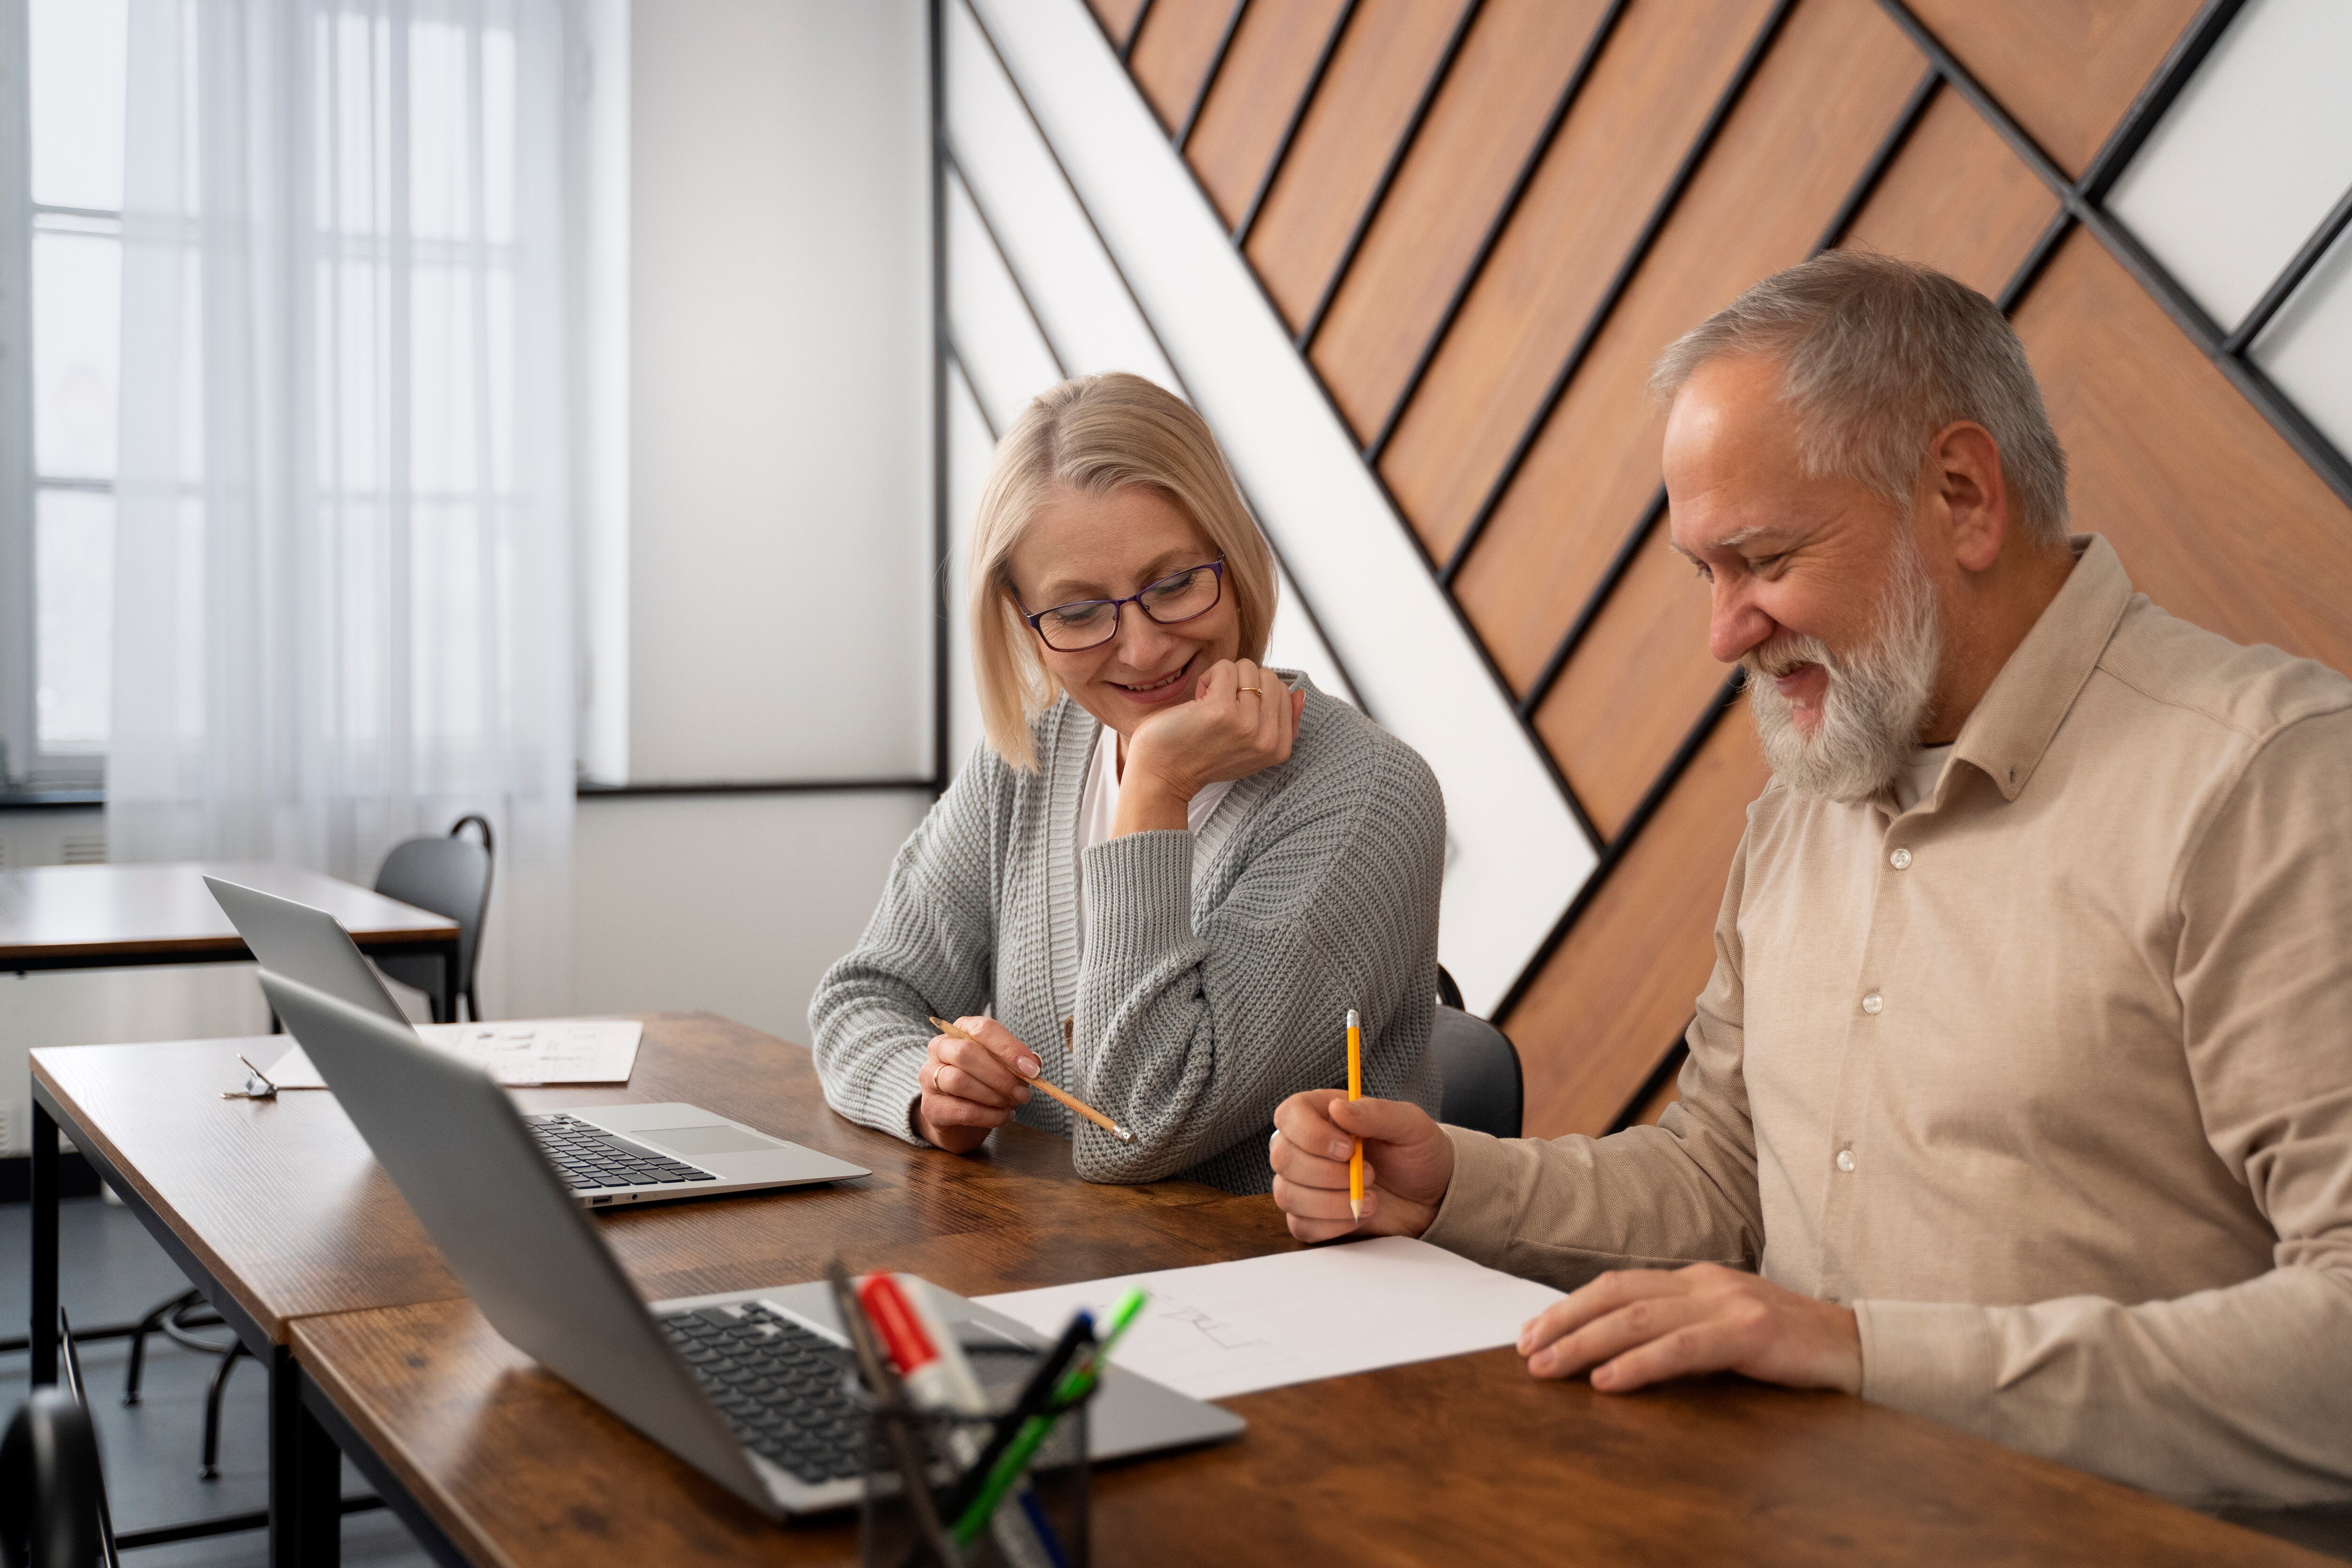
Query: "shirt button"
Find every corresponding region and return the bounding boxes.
[1836,1149,1856,1173]
[1889,847,1912,870]
[1861,992,1883,1015]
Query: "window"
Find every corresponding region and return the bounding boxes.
[4,0,127,786]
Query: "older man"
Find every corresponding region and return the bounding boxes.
[1270,252,2352,1507]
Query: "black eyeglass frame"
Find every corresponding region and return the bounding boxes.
[1012,557,1227,652]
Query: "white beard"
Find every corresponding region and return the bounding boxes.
[1744,531,1943,804]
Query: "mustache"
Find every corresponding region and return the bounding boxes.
[1742,635,1837,681]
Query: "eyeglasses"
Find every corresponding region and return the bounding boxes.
[1014,558,1226,652]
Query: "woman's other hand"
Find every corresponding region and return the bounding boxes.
[1115,658,1304,835]
[913,1016,1040,1154]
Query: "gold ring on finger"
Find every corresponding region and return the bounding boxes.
[1238,685,1263,696]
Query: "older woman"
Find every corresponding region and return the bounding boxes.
[810,373,1443,1194]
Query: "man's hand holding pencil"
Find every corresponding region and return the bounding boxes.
[1268,1090,1456,1244]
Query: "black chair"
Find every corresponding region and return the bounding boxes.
[373,814,495,1023]
[1430,965,1524,1139]
[4,1312,119,1568]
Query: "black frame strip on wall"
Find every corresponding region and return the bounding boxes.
[943,146,1074,380]
[1119,0,1154,63]
[932,0,954,795]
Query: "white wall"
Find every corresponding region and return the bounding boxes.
[628,0,932,784]
[570,790,929,1043]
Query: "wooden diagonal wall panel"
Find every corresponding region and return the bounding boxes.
[1378,0,1776,565]
[1906,0,2203,175]
[1130,0,1240,136]
[1079,0,2352,1149]
[1185,0,1350,230]
[1534,522,1717,839]
[1509,704,1772,1141]
[1449,0,1926,693]
[1533,80,2062,844]
[1838,84,2058,294]
[1245,0,1474,332]
[2013,231,2352,672]
[1306,0,1613,445]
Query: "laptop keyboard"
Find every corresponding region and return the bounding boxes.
[525,1113,720,1192]
[660,1304,864,1482]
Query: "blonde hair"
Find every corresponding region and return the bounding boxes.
[969,374,1278,770]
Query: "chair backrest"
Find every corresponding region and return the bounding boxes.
[2,1311,112,1568]
[1431,1003,1524,1140]
[373,814,494,1018]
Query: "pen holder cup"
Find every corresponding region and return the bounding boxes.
[857,1351,1091,1568]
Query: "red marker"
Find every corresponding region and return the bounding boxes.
[857,1273,986,1416]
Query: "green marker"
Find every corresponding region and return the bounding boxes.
[953,1288,1149,1544]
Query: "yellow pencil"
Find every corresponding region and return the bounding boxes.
[1347,1008,1364,1222]
[926,1017,1135,1143]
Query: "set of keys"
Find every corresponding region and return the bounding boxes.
[219,1053,281,1101]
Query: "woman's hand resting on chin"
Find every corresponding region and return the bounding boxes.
[1113,658,1304,836]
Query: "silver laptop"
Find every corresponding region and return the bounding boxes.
[207,875,869,1205]
[258,970,1244,1515]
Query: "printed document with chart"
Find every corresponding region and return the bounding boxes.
[265,1019,644,1089]
[976,1236,1566,1401]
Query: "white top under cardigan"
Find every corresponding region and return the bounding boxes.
[1073,721,1235,932]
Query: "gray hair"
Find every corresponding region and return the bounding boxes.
[1650,252,2070,546]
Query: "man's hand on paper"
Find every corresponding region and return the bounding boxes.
[1268,1091,1454,1243]
[1517,1264,1861,1395]
[913,1015,1038,1155]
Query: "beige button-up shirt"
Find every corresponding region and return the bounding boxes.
[1426,535,2352,1506]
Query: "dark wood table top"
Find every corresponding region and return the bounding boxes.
[30,1011,1278,1345]
[291,1268,2325,1568]
[48,1011,2324,1563]
[0,860,457,965]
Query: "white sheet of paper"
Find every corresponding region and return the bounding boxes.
[974,1235,1565,1402]
[265,1018,643,1089]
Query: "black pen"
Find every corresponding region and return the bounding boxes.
[938,1310,1095,1524]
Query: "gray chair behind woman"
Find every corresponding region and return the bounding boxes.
[374,813,495,1023]
[1431,966,1524,1139]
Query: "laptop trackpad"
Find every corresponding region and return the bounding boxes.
[636,1124,779,1157]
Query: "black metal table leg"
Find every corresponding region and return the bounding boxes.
[31,1095,59,1386]
[270,1348,342,1568]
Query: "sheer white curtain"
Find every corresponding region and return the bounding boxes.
[111,0,601,1016]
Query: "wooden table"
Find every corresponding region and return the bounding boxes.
[16,860,461,1383]
[36,1017,2329,1567]
[0,860,459,984]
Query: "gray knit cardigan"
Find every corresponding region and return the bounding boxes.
[808,675,1446,1194]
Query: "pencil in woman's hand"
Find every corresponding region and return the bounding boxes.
[926,1016,1136,1143]
[1347,1008,1364,1222]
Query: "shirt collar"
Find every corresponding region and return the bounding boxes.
[1950,533,2134,803]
